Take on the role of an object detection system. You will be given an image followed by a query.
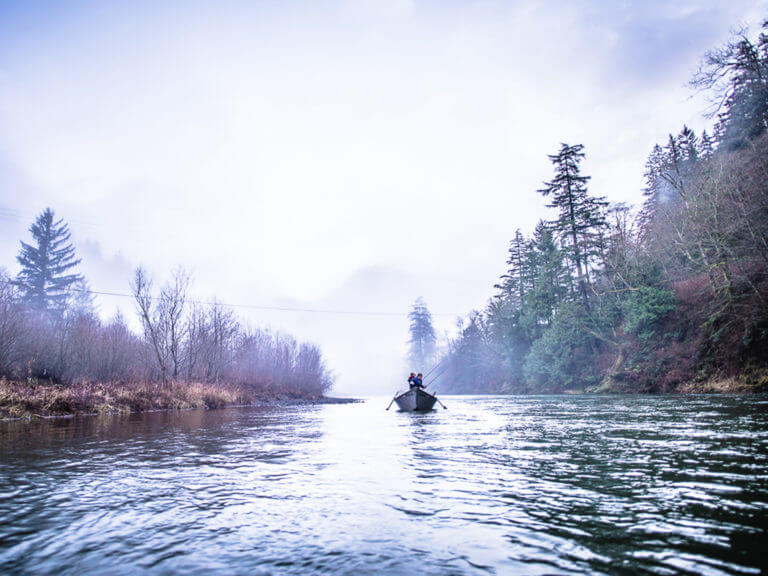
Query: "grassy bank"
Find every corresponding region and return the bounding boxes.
[591,359,768,394]
[675,372,768,394]
[0,379,350,420]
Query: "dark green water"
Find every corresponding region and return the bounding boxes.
[1,395,767,575]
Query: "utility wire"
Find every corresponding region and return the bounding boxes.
[3,211,472,317]
[0,280,463,318]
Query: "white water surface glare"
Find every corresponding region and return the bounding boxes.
[1,395,767,575]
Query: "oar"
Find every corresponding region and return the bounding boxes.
[386,396,397,410]
[421,381,447,410]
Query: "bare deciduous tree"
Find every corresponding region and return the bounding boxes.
[0,270,24,374]
[131,267,190,382]
[132,267,169,382]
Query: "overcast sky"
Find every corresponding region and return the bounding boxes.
[1,0,766,394]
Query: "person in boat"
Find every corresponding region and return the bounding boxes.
[408,372,417,388]
[415,373,424,388]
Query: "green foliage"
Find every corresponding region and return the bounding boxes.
[15,208,84,313]
[538,143,608,308]
[495,229,531,308]
[621,287,676,342]
[691,20,768,150]
[525,222,569,331]
[523,303,600,392]
[439,21,768,394]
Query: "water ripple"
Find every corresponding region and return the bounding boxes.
[1,395,767,575]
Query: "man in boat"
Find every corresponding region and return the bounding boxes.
[415,373,424,388]
[408,372,417,388]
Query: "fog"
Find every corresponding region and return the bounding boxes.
[1,0,765,394]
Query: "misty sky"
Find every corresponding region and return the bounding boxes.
[1,0,766,394]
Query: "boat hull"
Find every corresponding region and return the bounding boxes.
[394,387,437,412]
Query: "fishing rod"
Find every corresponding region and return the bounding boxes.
[423,361,452,409]
[422,355,448,381]
[424,361,451,389]
[386,357,452,410]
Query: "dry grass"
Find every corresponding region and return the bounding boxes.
[677,372,768,394]
[0,378,256,419]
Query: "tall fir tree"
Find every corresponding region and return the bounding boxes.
[639,143,666,234]
[15,208,84,312]
[526,221,568,328]
[699,130,714,159]
[496,229,530,307]
[407,297,437,370]
[676,125,699,163]
[537,143,607,310]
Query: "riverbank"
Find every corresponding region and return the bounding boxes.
[0,378,359,420]
[591,363,768,394]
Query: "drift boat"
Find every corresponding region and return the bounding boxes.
[393,387,438,412]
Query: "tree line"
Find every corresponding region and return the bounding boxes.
[0,209,332,397]
[439,21,768,393]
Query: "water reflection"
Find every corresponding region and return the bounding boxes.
[1,396,767,575]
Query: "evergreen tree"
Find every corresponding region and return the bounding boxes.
[525,221,568,328]
[442,21,768,396]
[537,143,607,309]
[692,21,768,149]
[407,297,436,370]
[642,127,702,209]
[676,125,699,163]
[699,131,714,159]
[15,208,84,312]
[662,133,688,198]
[496,229,531,307]
[639,144,666,232]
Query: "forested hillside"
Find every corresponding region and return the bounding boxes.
[440,22,768,394]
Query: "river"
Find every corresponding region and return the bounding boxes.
[1,395,767,575]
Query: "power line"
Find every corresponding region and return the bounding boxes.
[4,209,480,319]
[2,210,471,318]
[0,280,462,318]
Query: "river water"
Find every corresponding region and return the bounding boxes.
[1,395,767,575]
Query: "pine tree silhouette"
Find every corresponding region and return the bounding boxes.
[16,208,84,312]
